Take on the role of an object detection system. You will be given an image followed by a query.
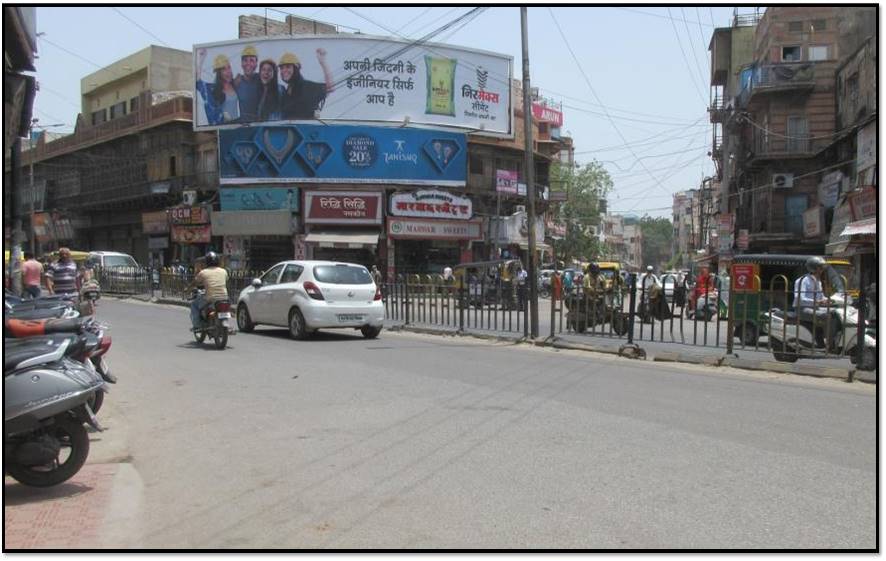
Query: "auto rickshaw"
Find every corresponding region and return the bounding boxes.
[730,254,855,346]
[453,259,523,310]
[45,249,90,269]
[565,263,629,335]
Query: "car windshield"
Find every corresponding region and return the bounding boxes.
[103,255,138,267]
[313,265,373,285]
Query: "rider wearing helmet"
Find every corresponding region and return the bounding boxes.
[639,265,660,293]
[793,256,837,349]
[583,262,605,299]
[188,251,229,331]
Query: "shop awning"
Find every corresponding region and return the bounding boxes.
[839,218,876,237]
[304,232,379,249]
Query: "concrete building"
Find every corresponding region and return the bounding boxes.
[672,190,696,267]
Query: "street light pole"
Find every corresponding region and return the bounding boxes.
[520,7,539,338]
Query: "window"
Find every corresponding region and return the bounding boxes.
[280,264,304,284]
[782,46,802,62]
[260,264,285,286]
[313,265,372,285]
[469,154,484,175]
[109,101,126,120]
[788,21,803,33]
[130,96,139,112]
[91,108,107,125]
[808,45,829,61]
[811,19,826,32]
[847,72,860,103]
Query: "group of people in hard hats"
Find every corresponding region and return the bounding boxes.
[196,44,334,125]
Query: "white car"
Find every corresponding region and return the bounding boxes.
[236,260,384,340]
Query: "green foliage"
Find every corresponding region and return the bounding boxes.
[639,215,674,270]
[549,160,612,263]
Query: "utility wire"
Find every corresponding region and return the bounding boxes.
[681,7,709,91]
[666,7,708,104]
[111,7,170,47]
[614,7,714,28]
[38,36,102,69]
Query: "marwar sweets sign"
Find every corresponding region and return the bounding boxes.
[193,35,513,135]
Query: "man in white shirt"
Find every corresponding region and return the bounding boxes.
[793,256,837,349]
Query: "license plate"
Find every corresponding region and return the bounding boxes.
[218,312,232,319]
[338,314,364,322]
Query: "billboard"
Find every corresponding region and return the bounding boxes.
[219,124,466,186]
[531,102,563,127]
[193,35,512,135]
[219,187,299,211]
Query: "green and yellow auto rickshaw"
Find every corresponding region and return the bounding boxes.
[453,259,524,310]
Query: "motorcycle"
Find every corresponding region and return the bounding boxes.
[4,338,105,487]
[190,289,234,349]
[762,294,877,370]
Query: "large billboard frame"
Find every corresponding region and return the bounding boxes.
[192,33,514,138]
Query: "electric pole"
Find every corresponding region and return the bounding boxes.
[521,6,539,338]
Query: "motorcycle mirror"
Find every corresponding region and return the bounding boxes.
[252,278,262,288]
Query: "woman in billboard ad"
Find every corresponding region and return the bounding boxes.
[256,59,284,121]
[195,48,241,125]
[278,49,335,120]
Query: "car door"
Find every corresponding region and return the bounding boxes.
[250,264,284,323]
[268,264,304,325]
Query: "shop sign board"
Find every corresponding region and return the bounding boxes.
[736,229,749,250]
[171,224,211,244]
[212,210,294,236]
[718,213,734,235]
[857,122,876,171]
[193,35,512,135]
[304,191,383,225]
[142,211,170,234]
[220,187,299,211]
[495,169,518,194]
[169,206,210,225]
[219,124,466,186]
[389,189,472,220]
[731,263,759,293]
[531,102,564,127]
[848,186,876,220]
[387,217,483,240]
[817,171,842,209]
[803,207,822,238]
[148,236,169,250]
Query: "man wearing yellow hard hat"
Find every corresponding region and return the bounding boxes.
[234,45,261,122]
[195,48,240,124]
[278,48,335,120]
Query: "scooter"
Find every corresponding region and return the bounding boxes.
[762,294,877,371]
[4,339,105,487]
[190,289,234,350]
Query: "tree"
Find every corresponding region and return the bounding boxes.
[639,215,674,270]
[549,160,612,264]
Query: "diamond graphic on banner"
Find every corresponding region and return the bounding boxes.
[260,127,302,173]
[230,141,260,174]
[297,142,333,174]
[423,138,461,172]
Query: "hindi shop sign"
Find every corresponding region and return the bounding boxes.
[304,191,383,225]
[496,169,518,194]
[389,190,472,220]
[387,217,483,241]
[219,187,299,211]
[193,36,513,135]
[803,207,823,238]
[218,125,467,187]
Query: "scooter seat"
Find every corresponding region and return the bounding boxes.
[5,307,71,321]
[3,336,85,372]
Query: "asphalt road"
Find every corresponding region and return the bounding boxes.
[98,299,874,549]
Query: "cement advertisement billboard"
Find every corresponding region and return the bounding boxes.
[218,124,466,186]
[193,35,513,135]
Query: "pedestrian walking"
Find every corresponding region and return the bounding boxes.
[46,247,79,297]
[21,251,44,299]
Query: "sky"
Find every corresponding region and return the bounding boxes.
[30,5,744,219]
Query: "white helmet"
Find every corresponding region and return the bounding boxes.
[646,265,654,272]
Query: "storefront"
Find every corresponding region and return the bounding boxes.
[387,189,477,275]
[303,190,383,270]
[211,209,295,271]
[141,210,170,268]
[169,205,212,265]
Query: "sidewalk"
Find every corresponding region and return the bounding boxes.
[3,392,143,549]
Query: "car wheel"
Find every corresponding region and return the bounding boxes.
[237,303,255,333]
[361,325,382,339]
[288,308,309,340]
[772,341,798,363]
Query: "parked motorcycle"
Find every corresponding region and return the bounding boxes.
[4,338,105,487]
[190,289,234,349]
[762,294,877,370]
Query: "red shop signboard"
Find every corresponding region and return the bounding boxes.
[304,191,383,225]
[731,263,759,292]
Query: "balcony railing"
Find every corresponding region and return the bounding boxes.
[737,63,816,107]
[750,131,829,159]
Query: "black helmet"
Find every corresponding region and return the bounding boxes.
[805,256,826,273]
[588,262,600,275]
[205,251,220,267]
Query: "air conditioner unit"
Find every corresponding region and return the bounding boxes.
[772,173,794,189]
[182,190,198,205]
[515,205,526,213]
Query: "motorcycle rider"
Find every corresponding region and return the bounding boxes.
[793,256,838,350]
[583,262,605,301]
[187,251,229,331]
